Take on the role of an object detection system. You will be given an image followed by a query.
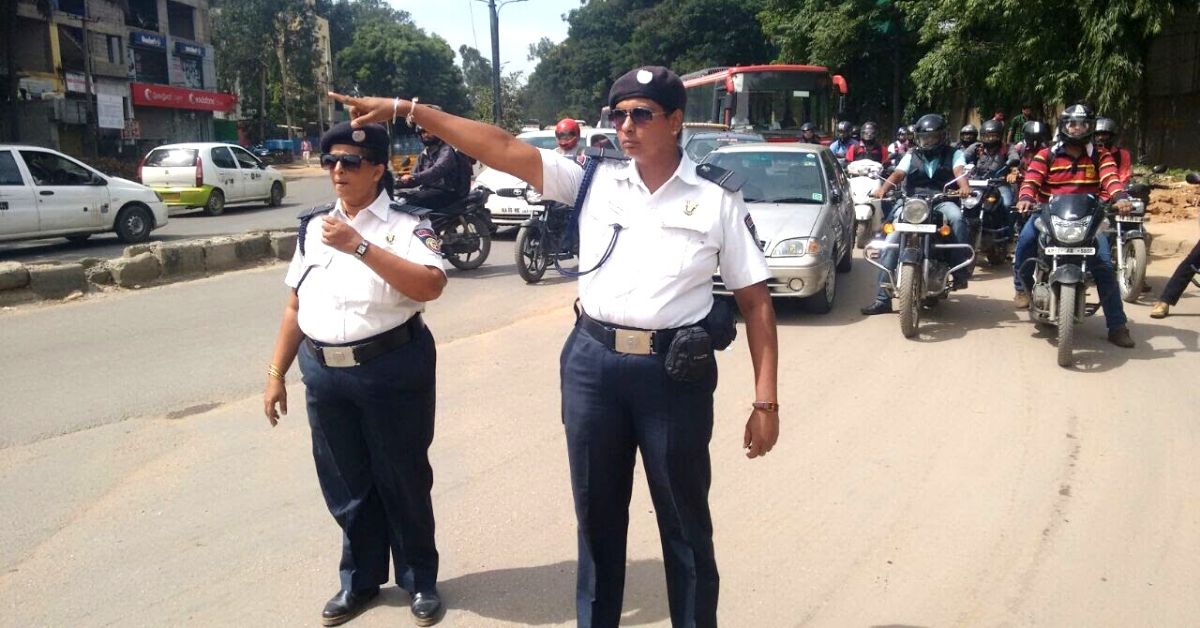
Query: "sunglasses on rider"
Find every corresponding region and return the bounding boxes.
[607,106,665,127]
[320,153,365,170]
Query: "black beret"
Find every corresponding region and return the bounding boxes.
[608,66,686,113]
[319,121,389,159]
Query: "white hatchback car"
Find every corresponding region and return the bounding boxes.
[0,145,168,244]
[139,142,287,216]
[476,128,620,227]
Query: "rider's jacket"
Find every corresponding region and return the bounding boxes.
[905,144,958,195]
[1106,146,1133,185]
[971,143,1009,176]
[409,142,459,193]
[828,138,858,158]
[1018,143,1128,202]
[847,141,888,163]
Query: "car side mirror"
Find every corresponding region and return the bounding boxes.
[829,188,842,203]
[1151,164,1168,174]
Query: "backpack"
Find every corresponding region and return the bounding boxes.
[452,149,475,195]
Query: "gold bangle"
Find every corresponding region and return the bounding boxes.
[752,400,780,412]
[267,365,285,382]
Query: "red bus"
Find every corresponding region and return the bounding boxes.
[681,65,847,142]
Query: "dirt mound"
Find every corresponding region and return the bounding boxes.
[1148,181,1200,223]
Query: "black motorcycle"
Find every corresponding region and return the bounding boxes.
[1020,194,1109,367]
[403,187,494,270]
[963,161,1018,266]
[864,184,976,338]
[500,186,577,283]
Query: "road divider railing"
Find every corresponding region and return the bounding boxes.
[0,230,298,307]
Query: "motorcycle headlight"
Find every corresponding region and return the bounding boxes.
[524,189,542,203]
[962,194,980,209]
[1050,216,1092,244]
[772,237,821,257]
[900,198,930,223]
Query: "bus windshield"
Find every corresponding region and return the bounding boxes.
[734,71,831,134]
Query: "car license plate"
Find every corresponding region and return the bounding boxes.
[893,223,937,233]
[1044,246,1096,255]
[498,207,524,214]
[1119,216,1146,223]
[161,192,180,201]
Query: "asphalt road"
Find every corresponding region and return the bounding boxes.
[1,235,1197,626]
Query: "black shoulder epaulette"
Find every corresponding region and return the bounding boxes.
[389,199,432,217]
[298,202,335,220]
[695,163,746,192]
[582,146,629,162]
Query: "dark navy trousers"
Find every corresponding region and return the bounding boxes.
[560,325,720,628]
[298,324,439,595]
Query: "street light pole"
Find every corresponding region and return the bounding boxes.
[477,0,527,126]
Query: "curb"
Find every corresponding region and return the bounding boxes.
[0,229,297,307]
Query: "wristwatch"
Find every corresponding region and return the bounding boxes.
[752,401,780,412]
[354,240,370,259]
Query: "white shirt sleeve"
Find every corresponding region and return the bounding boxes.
[718,192,771,291]
[283,246,303,288]
[896,152,915,174]
[952,149,967,169]
[404,217,447,274]
[537,148,584,205]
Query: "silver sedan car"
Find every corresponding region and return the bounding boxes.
[707,143,855,313]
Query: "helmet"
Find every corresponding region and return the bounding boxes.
[851,125,861,139]
[861,121,878,142]
[959,124,978,143]
[914,114,948,154]
[1023,120,1051,145]
[1094,117,1118,147]
[896,125,908,137]
[800,122,817,133]
[980,119,1004,147]
[555,118,581,150]
[836,120,853,138]
[1058,104,1095,145]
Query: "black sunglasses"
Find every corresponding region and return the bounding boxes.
[555,132,577,139]
[607,106,665,127]
[320,153,365,170]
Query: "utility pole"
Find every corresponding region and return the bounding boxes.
[477,0,527,126]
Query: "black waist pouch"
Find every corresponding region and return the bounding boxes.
[702,297,738,351]
[664,326,714,383]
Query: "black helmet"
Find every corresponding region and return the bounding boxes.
[836,120,853,138]
[861,121,879,142]
[850,125,861,139]
[800,122,817,133]
[980,119,1004,147]
[1094,117,1118,147]
[1058,104,1095,145]
[1023,120,1051,145]
[914,114,948,154]
[959,124,978,143]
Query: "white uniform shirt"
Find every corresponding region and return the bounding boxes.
[284,190,445,344]
[539,148,770,329]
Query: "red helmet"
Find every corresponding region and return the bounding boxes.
[555,118,580,150]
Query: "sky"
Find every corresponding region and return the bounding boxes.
[390,0,573,78]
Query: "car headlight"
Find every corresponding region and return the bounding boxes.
[900,197,930,223]
[772,237,821,257]
[1050,216,1092,244]
[524,189,542,203]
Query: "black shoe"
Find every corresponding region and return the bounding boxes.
[411,591,444,626]
[860,300,893,316]
[322,587,379,626]
[1107,326,1135,348]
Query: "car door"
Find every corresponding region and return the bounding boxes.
[208,146,243,202]
[18,149,106,232]
[820,151,852,256]
[230,146,268,199]
[0,149,39,237]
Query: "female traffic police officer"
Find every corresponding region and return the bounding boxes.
[330,65,781,628]
[262,121,447,627]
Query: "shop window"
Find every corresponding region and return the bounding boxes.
[107,35,123,65]
[180,55,203,89]
[167,1,196,41]
[126,0,159,30]
[15,18,52,73]
[57,25,86,72]
[131,47,168,85]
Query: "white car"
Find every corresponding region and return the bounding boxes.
[477,128,620,227]
[139,142,286,216]
[0,145,168,244]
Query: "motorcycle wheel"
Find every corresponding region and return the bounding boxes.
[1056,283,1077,368]
[442,215,491,270]
[986,244,1008,266]
[515,226,548,284]
[854,222,871,249]
[1118,238,1147,304]
[897,262,922,339]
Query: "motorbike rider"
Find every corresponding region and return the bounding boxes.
[862,113,973,315]
[846,121,889,163]
[554,118,584,159]
[1007,120,1052,181]
[956,124,979,152]
[829,121,859,159]
[851,125,862,141]
[1009,105,1035,144]
[1093,117,1133,185]
[966,119,1015,208]
[799,122,821,144]
[888,125,911,160]
[1011,104,1135,348]
[397,125,466,210]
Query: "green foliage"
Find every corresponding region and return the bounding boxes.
[336,21,470,115]
[468,72,527,133]
[319,0,411,60]
[459,45,493,93]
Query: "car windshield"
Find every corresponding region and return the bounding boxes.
[707,151,826,204]
[519,135,558,150]
[392,135,423,154]
[145,148,197,167]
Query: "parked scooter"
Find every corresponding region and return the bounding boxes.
[500,186,577,284]
[846,159,885,248]
[962,160,1018,266]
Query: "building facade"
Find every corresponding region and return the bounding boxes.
[1,0,235,159]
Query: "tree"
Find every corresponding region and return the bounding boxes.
[627,0,776,74]
[336,21,469,115]
[469,71,527,132]
[319,0,412,61]
[459,45,493,92]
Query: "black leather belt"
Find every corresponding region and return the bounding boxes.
[306,314,424,368]
[578,312,681,356]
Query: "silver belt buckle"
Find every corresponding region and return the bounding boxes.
[321,345,358,368]
[613,329,654,355]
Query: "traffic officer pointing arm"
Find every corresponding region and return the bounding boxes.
[331,65,780,628]
[262,122,448,626]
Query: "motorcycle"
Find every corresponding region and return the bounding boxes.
[962,160,1018,266]
[1105,165,1166,302]
[864,179,976,338]
[500,186,577,284]
[401,186,495,270]
[1019,194,1110,367]
[846,159,885,248]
